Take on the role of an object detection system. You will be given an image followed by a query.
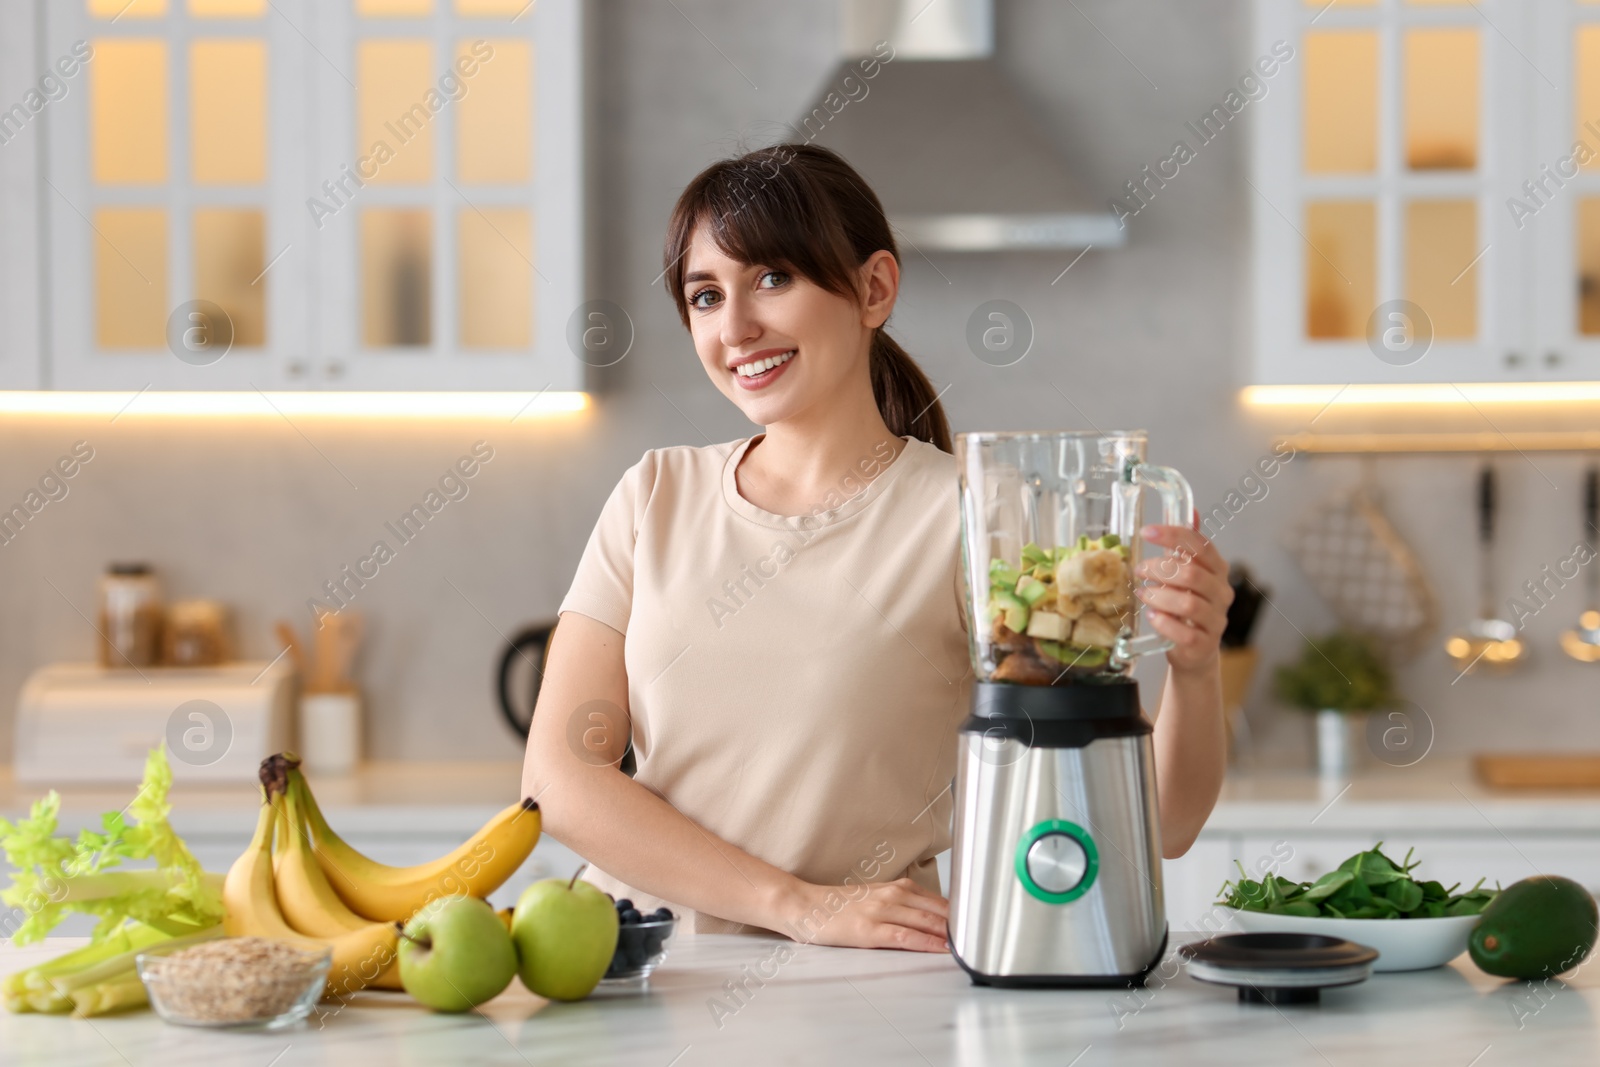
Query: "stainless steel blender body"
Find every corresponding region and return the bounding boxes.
[946,685,1167,985]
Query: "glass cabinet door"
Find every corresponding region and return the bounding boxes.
[1529,0,1600,382]
[308,0,583,392]
[45,0,311,390]
[1252,0,1532,386]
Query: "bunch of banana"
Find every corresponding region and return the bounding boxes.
[225,753,542,1000]
[289,765,542,923]
[223,785,402,1000]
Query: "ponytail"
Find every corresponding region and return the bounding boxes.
[869,328,951,452]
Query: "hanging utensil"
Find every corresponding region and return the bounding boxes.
[1445,463,1526,675]
[1560,465,1600,663]
[1285,460,1438,661]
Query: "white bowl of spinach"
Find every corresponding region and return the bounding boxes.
[1215,845,1498,972]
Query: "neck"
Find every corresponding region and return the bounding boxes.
[742,363,907,503]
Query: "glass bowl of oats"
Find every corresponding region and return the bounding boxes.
[136,937,331,1029]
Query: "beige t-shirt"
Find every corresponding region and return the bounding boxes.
[557,433,973,936]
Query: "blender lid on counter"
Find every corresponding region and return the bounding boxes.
[1179,933,1379,1005]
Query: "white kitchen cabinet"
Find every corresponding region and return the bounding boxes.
[1248,0,1600,386]
[36,0,587,393]
[1161,836,1238,932]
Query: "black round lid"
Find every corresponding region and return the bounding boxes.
[107,562,152,576]
[1180,932,1379,970]
[1179,933,1379,1006]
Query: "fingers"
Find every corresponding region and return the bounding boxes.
[1141,525,1226,578]
[888,877,949,916]
[1137,585,1226,638]
[1146,605,1207,643]
[878,902,949,940]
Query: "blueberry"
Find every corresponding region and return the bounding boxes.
[620,908,641,925]
[614,899,633,913]
[651,908,672,922]
[641,932,664,954]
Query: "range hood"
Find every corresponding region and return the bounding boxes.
[798,0,1124,253]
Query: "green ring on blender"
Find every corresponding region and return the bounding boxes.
[1014,820,1099,904]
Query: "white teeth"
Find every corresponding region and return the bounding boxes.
[736,350,794,377]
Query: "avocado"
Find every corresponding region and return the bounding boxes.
[990,559,1021,591]
[1098,533,1121,549]
[1468,875,1598,980]
[1035,641,1109,669]
[1014,575,1048,606]
[1021,542,1051,568]
[990,588,1030,634]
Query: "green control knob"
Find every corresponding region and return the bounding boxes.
[1015,820,1099,904]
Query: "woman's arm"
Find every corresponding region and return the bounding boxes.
[1134,525,1232,859]
[520,611,949,951]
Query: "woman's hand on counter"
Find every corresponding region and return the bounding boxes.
[776,877,950,953]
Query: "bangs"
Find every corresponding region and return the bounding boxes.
[663,146,875,326]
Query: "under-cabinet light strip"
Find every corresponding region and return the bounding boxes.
[0,392,590,418]
[1241,382,1600,407]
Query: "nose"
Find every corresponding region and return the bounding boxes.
[718,290,761,353]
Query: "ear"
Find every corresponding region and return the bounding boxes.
[857,250,899,329]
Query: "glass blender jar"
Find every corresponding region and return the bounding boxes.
[957,430,1195,686]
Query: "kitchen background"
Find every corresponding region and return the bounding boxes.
[1,0,1597,779]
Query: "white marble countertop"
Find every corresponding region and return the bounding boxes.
[2,932,1593,1066]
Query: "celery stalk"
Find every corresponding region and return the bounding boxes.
[70,976,148,1017]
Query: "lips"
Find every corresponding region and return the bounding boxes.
[732,350,795,378]
[731,349,796,391]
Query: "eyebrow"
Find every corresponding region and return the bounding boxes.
[682,270,717,284]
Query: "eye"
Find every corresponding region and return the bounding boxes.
[688,286,721,310]
[758,269,790,289]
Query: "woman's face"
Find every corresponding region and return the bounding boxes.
[680,227,896,428]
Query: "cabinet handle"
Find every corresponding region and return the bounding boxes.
[1544,351,1563,368]
[286,360,306,379]
[324,361,345,380]
[1503,351,1525,368]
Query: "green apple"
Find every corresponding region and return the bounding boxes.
[511,867,619,1001]
[397,895,519,1012]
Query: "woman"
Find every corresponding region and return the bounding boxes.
[522,143,1230,953]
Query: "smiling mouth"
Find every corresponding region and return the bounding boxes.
[734,350,795,379]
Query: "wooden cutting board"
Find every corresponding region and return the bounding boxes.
[1475,754,1600,789]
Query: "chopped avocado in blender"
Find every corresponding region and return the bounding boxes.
[1020,542,1052,568]
[989,587,1030,633]
[1015,575,1048,606]
[1035,641,1110,669]
[990,559,1021,591]
[988,537,1132,684]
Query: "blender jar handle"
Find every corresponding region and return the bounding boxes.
[1114,462,1196,663]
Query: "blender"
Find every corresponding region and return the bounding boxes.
[947,430,1194,986]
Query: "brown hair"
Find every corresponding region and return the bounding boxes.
[662,142,952,453]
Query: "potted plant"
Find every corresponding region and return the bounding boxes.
[1274,630,1396,778]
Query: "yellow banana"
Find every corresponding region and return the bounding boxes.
[223,788,400,999]
[291,768,541,923]
[272,780,404,989]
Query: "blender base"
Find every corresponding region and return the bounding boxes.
[948,924,1170,989]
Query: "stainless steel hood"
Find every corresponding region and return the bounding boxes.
[798,0,1125,253]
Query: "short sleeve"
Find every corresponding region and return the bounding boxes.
[557,450,657,635]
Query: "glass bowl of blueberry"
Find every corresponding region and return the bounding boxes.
[601,898,677,988]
